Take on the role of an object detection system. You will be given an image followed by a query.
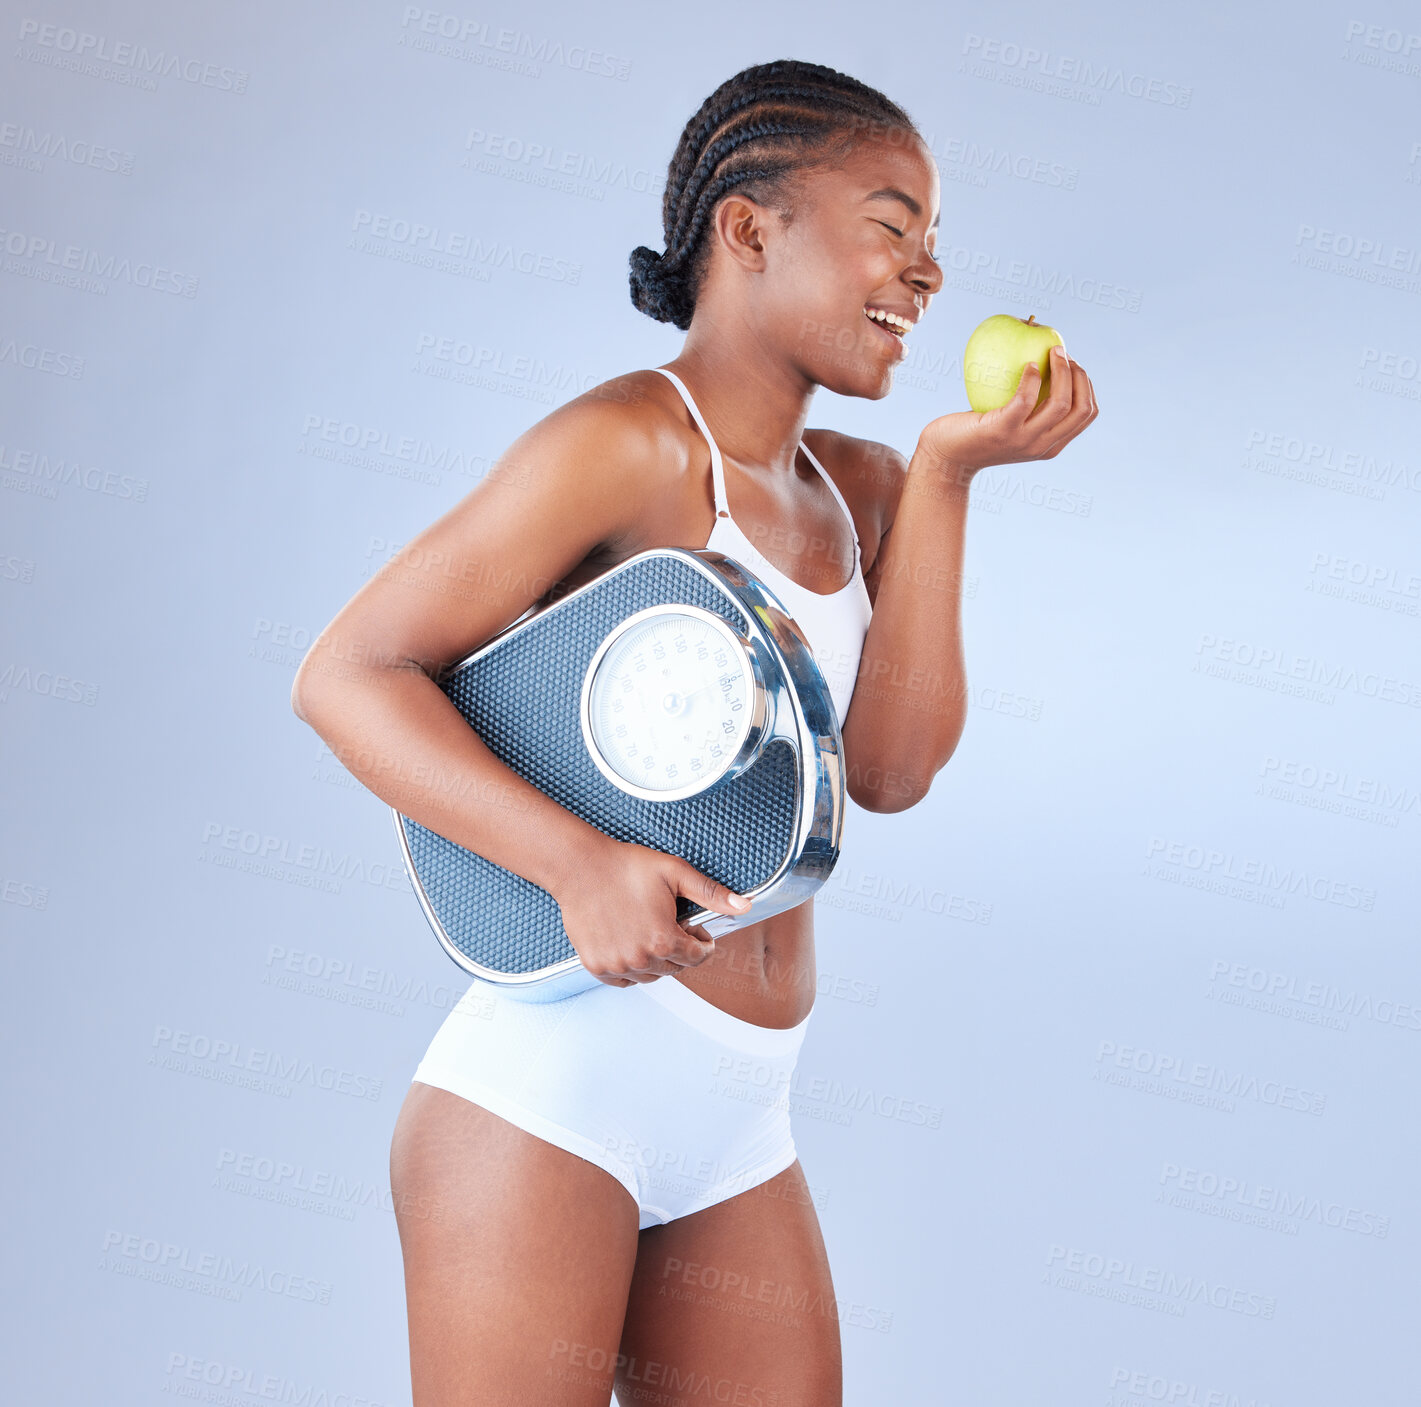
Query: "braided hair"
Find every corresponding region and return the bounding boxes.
[629,60,920,331]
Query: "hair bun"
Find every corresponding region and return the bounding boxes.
[628,244,686,326]
[628,245,664,290]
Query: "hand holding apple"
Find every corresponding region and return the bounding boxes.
[916,317,1099,482]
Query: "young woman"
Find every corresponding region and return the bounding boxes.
[292,58,1096,1407]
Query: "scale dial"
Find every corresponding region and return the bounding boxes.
[581,605,761,800]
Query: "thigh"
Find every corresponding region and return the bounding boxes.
[614,1161,842,1407]
[391,1079,641,1407]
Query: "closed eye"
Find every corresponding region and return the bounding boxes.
[877,219,941,265]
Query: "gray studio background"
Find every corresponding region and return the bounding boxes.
[4,1,1418,1402]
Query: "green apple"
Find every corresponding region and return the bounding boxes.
[962,313,1066,412]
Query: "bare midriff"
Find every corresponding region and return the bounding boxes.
[675,902,817,1029]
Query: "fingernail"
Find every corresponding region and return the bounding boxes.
[729,893,751,909]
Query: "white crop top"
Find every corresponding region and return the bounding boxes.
[651,366,873,729]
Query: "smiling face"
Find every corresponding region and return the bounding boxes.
[704,130,944,399]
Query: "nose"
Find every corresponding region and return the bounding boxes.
[907,250,943,296]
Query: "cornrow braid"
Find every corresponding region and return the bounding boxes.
[629,59,919,331]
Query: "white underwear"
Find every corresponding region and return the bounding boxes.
[412,975,812,1229]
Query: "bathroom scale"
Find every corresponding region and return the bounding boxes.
[392,546,845,1001]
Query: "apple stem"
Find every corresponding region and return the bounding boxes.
[1025,315,1037,325]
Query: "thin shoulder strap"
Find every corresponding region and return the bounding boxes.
[653,366,859,556]
[651,367,731,518]
[797,437,861,552]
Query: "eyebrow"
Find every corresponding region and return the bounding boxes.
[864,187,940,231]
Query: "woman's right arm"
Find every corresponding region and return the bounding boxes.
[289,385,750,986]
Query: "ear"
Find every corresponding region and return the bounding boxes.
[712,195,772,274]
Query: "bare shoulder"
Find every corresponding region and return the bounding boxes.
[518,368,673,501]
[535,368,706,531]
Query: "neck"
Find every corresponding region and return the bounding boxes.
[667,321,816,477]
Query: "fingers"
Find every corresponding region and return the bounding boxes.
[600,954,704,985]
[665,924,717,969]
[1022,345,1075,426]
[1006,358,1043,418]
[1073,355,1099,420]
[1043,357,1099,453]
[577,851,745,990]
[999,350,1066,433]
[587,927,716,988]
[990,346,1097,460]
[675,860,754,919]
[1023,349,1099,458]
[595,966,658,986]
[647,919,718,978]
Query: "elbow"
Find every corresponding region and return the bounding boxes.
[883,786,927,815]
[290,673,320,737]
[846,761,930,814]
[850,729,965,813]
[290,644,424,739]
[290,648,333,731]
[290,667,309,723]
[846,741,964,813]
[854,784,927,815]
[841,713,962,814]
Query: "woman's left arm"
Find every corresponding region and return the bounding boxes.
[843,346,1099,812]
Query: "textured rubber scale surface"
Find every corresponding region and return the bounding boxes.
[402,556,799,975]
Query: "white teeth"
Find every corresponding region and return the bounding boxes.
[864,307,912,333]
